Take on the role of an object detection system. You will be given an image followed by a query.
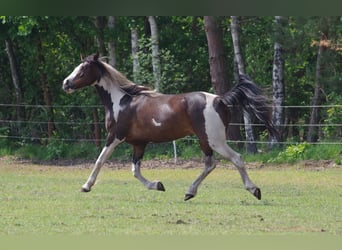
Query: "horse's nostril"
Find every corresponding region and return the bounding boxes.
[63,79,71,91]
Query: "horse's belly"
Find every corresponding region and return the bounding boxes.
[126,125,192,144]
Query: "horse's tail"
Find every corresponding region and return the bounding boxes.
[220,74,279,138]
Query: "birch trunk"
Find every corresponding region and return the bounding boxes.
[270,16,285,145]
[148,16,161,91]
[230,16,257,153]
[131,27,141,83]
[107,16,116,67]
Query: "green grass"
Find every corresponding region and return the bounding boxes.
[1,138,341,165]
[0,159,341,236]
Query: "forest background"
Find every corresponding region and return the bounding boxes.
[0,16,341,162]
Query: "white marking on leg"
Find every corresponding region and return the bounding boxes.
[132,161,163,190]
[152,118,162,127]
[82,138,123,191]
[203,94,258,192]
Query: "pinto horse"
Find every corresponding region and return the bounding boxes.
[63,53,277,201]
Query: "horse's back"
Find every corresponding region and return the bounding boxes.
[125,93,199,143]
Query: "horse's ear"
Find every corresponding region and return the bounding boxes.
[80,53,84,61]
[94,52,99,61]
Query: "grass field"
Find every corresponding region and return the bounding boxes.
[0,157,341,236]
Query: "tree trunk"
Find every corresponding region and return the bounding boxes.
[307,36,326,143]
[148,16,161,91]
[107,16,116,67]
[230,16,257,153]
[5,39,24,128]
[231,17,246,75]
[203,16,230,94]
[270,16,285,145]
[204,16,242,144]
[94,16,107,57]
[35,33,55,139]
[131,27,141,83]
[93,16,108,145]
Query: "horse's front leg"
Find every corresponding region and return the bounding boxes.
[81,138,123,192]
[131,145,165,191]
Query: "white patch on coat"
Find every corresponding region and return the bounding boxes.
[202,93,227,150]
[152,118,162,127]
[97,77,125,122]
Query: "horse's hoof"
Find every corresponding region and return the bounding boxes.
[253,188,261,200]
[184,194,194,201]
[157,182,166,192]
[81,187,91,192]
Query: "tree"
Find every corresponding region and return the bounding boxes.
[270,16,286,145]
[307,34,326,142]
[306,17,340,143]
[94,16,107,57]
[203,16,230,94]
[148,16,161,91]
[107,16,116,67]
[5,38,24,127]
[0,16,341,154]
[203,16,242,144]
[230,16,257,153]
[131,26,140,83]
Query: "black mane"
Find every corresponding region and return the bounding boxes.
[121,85,153,96]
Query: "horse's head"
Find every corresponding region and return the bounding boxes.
[63,52,105,93]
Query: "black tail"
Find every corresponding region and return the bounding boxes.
[221,74,278,138]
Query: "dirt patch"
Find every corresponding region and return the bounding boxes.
[302,159,337,171]
[1,156,339,170]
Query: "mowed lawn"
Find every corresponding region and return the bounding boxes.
[0,158,341,236]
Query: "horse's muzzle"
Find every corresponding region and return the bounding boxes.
[62,79,75,93]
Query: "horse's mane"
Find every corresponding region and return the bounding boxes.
[91,57,159,97]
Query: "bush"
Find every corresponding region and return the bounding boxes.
[268,142,309,164]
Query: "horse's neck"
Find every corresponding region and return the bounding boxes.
[96,78,125,122]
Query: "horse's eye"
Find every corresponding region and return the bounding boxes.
[79,72,84,78]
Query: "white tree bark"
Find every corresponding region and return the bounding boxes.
[231,16,246,75]
[148,16,161,91]
[107,16,116,67]
[230,16,257,153]
[131,27,140,83]
[270,16,285,145]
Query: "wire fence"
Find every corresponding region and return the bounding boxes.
[0,103,341,146]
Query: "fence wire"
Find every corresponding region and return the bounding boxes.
[0,103,341,145]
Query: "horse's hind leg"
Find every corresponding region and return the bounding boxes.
[132,144,165,191]
[213,142,261,200]
[185,153,216,201]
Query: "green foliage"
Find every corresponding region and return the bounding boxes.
[175,138,201,159]
[269,142,309,163]
[323,92,342,139]
[0,16,341,160]
[267,142,341,164]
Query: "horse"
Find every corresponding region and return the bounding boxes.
[62,52,277,201]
